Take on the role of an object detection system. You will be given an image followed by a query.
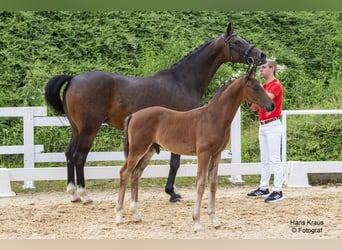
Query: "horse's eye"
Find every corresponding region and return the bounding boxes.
[234,40,242,45]
[253,85,259,92]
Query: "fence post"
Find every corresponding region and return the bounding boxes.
[228,107,244,183]
[281,112,287,163]
[22,107,35,189]
[0,168,16,197]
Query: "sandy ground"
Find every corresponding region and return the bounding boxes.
[0,185,341,239]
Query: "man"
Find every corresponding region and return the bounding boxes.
[247,60,284,203]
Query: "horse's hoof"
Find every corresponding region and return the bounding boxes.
[169,193,182,202]
[194,225,202,232]
[82,198,93,205]
[169,197,181,202]
[212,217,221,229]
[70,197,82,203]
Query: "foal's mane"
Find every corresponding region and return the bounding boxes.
[207,76,242,104]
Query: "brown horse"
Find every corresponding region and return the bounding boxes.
[116,70,274,231]
[45,23,266,204]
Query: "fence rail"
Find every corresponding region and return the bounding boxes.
[1,106,341,197]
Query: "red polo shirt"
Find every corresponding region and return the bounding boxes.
[259,78,283,121]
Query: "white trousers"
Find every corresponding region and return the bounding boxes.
[258,119,284,192]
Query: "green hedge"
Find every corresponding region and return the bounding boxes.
[0,11,341,168]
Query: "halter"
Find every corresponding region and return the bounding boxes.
[221,33,256,65]
[246,63,257,76]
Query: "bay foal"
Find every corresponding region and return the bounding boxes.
[116,71,275,231]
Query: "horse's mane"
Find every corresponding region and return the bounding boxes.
[157,38,215,74]
[206,77,237,104]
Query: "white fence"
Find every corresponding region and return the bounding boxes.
[1,106,342,197]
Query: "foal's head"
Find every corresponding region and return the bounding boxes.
[243,73,275,112]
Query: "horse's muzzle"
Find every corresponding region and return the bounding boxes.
[266,102,276,112]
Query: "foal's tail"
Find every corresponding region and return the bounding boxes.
[123,114,161,159]
[123,115,133,159]
[45,75,74,115]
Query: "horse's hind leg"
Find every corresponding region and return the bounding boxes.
[73,131,99,204]
[66,131,81,202]
[165,153,182,202]
[116,159,138,225]
[67,121,101,204]
[130,147,156,223]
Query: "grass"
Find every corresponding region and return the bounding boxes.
[10,175,262,194]
[9,173,342,195]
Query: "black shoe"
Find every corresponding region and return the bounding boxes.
[264,191,283,203]
[247,188,270,197]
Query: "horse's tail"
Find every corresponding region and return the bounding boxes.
[123,114,133,159]
[45,75,74,115]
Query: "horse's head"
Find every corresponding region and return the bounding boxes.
[222,23,266,66]
[243,70,275,112]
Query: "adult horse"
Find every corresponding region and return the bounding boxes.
[116,69,274,231]
[45,23,266,204]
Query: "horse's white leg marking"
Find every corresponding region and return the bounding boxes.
[67,183,81,202]
[116,162,130,225]
[130,200,142,223]
[193,191,203,232]
[208,191,221,229]
[116,209,124,225]
[77,187,93,204]
[192,155,211,232]
[192,176,206,232]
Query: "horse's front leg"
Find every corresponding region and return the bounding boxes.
[193,154,210,232]
[165,153,182,202]
[207,156,221,229]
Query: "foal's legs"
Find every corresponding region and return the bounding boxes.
[116,161,129,225]
[193,153,211,232]
[130,147,156,223]
[207,155,221,229]
[116,157,141,225]
[165,153,182,202]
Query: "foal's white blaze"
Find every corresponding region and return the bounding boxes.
[130,200,142,222]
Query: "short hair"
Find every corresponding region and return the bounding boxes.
[267,60,277,76]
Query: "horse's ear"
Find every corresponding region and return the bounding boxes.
[226,22,234,35]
